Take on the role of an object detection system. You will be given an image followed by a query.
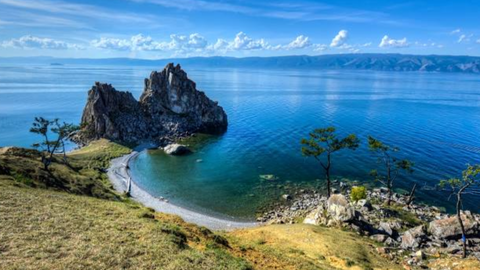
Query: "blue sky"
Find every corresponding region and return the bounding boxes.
[0,0,479,58]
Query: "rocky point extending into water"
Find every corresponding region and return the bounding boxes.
[259,185,480,267]
[75,63,228,145]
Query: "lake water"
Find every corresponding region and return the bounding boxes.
[1,63,480,220]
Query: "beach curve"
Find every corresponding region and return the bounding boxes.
[107,150,258,231]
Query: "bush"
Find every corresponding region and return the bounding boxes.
[350,186,367,202]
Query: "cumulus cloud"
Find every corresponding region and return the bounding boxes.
[379,35,409,48]
[283,35,311,50]
[2,35,80,49]
[330,30,348,47]
[91,37,132,50]
[228,32,269,50]
[91,33,209,52]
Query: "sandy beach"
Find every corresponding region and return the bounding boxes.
[107,151,258,231]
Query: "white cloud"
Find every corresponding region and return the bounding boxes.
[477,39,480,44]
[379,35,409,48]
[283,35,311,50]
[450,29,461,35]
[91,33,209,52]
[208,39,229,51]
[2,35,81,49]
[330,30,348,47]
[457,34,474,43]
[91,37,132,50]
[228,32,269,50]
[312,44,328,52]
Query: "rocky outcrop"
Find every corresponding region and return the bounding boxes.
[163,144,191,155]
[76,63,227,145]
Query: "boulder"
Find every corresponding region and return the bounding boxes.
[76,63,228,144]
[304,204,328,226]
[428,213,478,239]
[163,144,191,155]
[379,221,401,237]
[327,194,355,222]
[370,234,388,243]
[401,225,427,249]
[357,199,373,211]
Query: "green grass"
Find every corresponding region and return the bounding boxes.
[0,139,131,200]
[0,181,252,270]
[384,204,426,229]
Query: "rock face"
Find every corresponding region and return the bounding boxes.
[77,63,227,145]
[163,144,191,155]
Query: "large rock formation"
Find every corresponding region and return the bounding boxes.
[77,63,227,145]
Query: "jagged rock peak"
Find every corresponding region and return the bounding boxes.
[76,63,228,145]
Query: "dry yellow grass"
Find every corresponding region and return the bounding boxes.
[1,140,475,270]
[228,224,403,270]
[0,183,251,270]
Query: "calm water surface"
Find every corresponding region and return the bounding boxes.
[1,64,480,219]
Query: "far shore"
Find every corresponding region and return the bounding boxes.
[107,149,258,231]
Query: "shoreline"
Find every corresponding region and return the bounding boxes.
[107,150,258,231]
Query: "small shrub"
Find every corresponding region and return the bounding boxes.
[138,210,155,219]
[350,186,367,202]
[160,224,188,248]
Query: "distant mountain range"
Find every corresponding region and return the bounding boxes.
[2,54,480,73]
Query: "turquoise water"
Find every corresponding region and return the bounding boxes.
[1,64,480,219]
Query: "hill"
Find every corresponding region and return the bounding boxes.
[1,141,479,269]
[2,54,480,73]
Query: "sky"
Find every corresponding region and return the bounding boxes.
[0,0,480,59]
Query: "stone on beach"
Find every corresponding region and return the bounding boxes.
[163,144,191,155]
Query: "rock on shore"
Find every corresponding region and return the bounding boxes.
[76,63,228,145]
[258,185,480,266]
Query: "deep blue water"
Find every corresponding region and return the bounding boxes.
[1,64,480,219]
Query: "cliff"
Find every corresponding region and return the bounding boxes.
[77,63,227,145]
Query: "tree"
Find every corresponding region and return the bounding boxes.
[30,117,78,170]
[368,136,413,206]
[301,127,360,198]
[440,164,480,259]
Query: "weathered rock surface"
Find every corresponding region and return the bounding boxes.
[428,213,479,239]
[327,194,355,222]
[163,144,191,155]
[401,225,427,249]
[76,63,227,145]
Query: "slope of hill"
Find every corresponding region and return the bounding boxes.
[1,141,479,269]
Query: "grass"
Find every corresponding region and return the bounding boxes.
[227,224,403,270]
[0,139,131,200]
[1,140,470,270]
[0,182,251,270]
[383,204,426,229]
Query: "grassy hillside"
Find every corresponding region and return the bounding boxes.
[0,139,131,199]
[0,181,251,270]
[1,140,477,269]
